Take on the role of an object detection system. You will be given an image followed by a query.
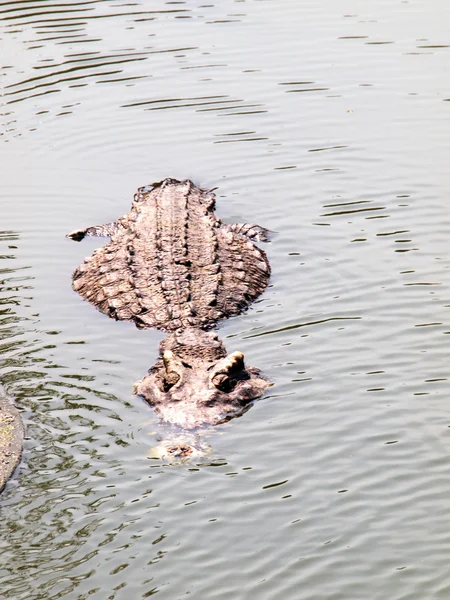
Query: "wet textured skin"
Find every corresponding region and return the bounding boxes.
[0,397,24,492]
[68,178,270,332]
[134,328,269,430]
[68,178,271,440]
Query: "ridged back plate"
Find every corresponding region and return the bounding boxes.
[72,179,270,331]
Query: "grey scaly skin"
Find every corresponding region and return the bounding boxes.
[67,178,271,449]
[134,328,269,430]
[0,397,24,492]
[67,178,271,331]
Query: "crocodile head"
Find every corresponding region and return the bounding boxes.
[134,329,268,430]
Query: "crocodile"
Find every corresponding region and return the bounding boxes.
[0,396,24,492]
[68,178,271,455]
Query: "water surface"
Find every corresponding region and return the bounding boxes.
[1,0,450,598]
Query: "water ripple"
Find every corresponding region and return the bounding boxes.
[3,0,450,598]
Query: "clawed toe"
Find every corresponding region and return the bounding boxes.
[66,229,86,242]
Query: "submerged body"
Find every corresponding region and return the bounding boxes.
[69,178,270,331]
[68,178,271,446]
[0,397,24,492]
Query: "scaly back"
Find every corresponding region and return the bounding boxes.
[71,179,270,332]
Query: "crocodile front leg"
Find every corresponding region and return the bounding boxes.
[225,222,271,242]
[66,220,125,242]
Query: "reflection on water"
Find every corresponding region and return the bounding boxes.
[2,0,450,598]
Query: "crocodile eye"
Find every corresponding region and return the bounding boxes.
[212,374,236,393]
[160,371,180,392]
[162,380,175,392]
[160,350,182,392]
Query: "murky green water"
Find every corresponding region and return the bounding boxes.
[1,0,450,598]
